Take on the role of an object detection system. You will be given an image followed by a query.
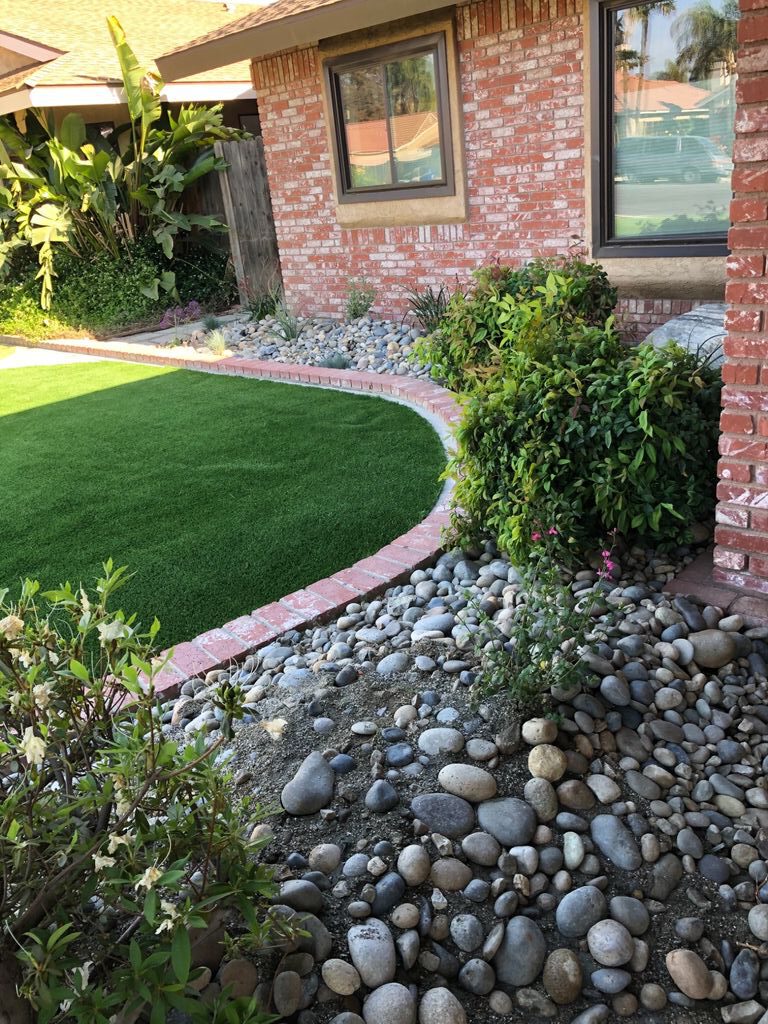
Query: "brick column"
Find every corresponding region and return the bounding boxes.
[712,0,768,592]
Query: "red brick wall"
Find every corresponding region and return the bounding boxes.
[251,0,717,339]
[615,298,703,340]
[713,0,768,592]
[253,2,585,319]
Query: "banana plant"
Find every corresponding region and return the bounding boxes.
[0,18,245,308]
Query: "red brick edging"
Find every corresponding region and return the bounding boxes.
[11,338,460,694]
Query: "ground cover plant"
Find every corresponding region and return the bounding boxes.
[0,566,284,1023]
[0,362,444,646]
[419,259,721,563]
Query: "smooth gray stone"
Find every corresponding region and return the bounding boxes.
[493,917,546,986]
[411,793,475,838]
[591,815,642,870]
[281,752,335,815]
[477,798,536,846]
[556,886,608,938]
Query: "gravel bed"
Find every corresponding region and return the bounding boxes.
[184,315,431,378]
[145,531,768,1024]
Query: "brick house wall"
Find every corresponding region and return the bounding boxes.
[252,0,713,338]
[712,0,768,593]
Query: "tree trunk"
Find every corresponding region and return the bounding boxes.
[0,957,32,1024]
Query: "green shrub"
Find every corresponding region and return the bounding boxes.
[53,242,168,333]
[472,535,616,706]
[447,307,721,562]
[345,279,376,321]
[0,240,236,340]
[416,257,617,392]
[406,284,455,333]
[0,565,284,1023]
[266,300,308,341]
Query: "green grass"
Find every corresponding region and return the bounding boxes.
[0,362,445,646]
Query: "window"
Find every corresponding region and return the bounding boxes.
[596,0,737,255]
[325,33,454,203]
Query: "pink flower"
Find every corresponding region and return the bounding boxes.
[548,527,558,535]
[531,532,542,542]
[601,549,611,558]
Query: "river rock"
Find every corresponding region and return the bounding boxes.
[418,987,466,1024]
[411,794,475,838]
[587,920,635,967]
[688,629,737,669]
[556,886,608,938]
[418,729,465,756]
[397,845,432,886]
[543,948,583,1004]
[364,983,416,1024]
[591,815,642,870]
[665,949,713,999]
[494,917,546,986]
[477,798,536,846]
[322,959,361,995]
[438,764,497,802]
[281,752,335,815]
[528,744,568,781]
[348,919,396,988]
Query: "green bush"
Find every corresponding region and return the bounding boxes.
[416,256,617,392]
[442,267,721,562]
[0,565,284,1023]
[0,239,236,340]
[345,279,376,321]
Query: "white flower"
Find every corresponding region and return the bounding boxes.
[8,691,21,712]
[33,682,52,710]
[79,589,91,612]
[19,727,46,767]
[60,960,93,1010]
[116,794,133,818]
[155,899,180,935]
[107,831,133,854]
[93,854,116,872]
[0,614,24,640]
[97,620,133,644]
[135,864,162,892]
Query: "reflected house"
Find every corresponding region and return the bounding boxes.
[344,110,441,187]
[614,73,729,145]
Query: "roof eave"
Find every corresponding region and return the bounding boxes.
[157,0,450,80]
[0,87,32,116]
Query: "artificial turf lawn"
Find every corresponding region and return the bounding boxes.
[0,361,445,645]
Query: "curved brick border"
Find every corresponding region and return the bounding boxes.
[9,337,460,693]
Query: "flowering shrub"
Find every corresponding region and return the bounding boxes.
[474,531,615,705]
[0,564,282,1024]
[158,300,204,330]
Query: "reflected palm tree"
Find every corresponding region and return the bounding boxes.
[625,0,677,79]
[673,0,738,78]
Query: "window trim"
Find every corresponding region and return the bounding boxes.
[592,0,730,259]
[324,32,455,204]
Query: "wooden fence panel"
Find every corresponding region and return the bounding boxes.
[214,136,282,304]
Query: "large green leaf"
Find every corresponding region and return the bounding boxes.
[106,16,162,132]
[59,113,86,152]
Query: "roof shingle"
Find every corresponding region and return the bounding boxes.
[0,0,255,93]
